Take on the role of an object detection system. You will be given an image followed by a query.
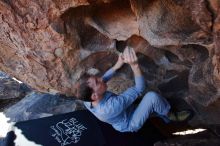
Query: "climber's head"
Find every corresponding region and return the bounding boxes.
[75,75,107,102]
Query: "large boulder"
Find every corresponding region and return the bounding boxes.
[1,0,220,130]
[4,92,84,122]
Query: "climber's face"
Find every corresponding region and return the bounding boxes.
[87,76,107,100]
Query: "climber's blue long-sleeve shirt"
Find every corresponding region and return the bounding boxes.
[84,68,145,132]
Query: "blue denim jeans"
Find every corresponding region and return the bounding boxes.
[127,91,171,132]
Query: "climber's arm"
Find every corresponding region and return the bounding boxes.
[102,53,124,82]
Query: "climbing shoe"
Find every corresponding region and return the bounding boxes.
[167,110,193,122]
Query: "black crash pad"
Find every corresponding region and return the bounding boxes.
[4,110,164,146]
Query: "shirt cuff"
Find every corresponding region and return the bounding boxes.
[135,75,145,93]
[102,68,116,82]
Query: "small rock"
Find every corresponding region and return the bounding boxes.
[54,48,63,57]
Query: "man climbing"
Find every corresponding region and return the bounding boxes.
[76,47,192,132]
